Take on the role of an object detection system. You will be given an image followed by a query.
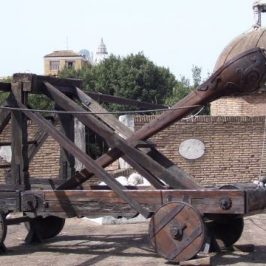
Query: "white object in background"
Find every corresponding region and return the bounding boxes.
[0,146,12,162]
[128,173,143,186]
[118,114,135,169]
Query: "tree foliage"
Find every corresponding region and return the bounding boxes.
[164,66,202,106]
[59,53,209,113]
[60,53,177,111]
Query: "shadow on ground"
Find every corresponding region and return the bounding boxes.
[212,245,266,265]
[4,233,161,265]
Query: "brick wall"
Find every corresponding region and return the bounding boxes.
[135,115,266,186]
[1,115,266,187]
[0,121,60,184]
[211,93,266,116]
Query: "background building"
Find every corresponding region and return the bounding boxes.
[44,50,89,76]
[44,39,108,75]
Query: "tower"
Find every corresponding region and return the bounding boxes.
[94,38,108,64]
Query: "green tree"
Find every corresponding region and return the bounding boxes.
[164,66,210,114]
[191,65,202,87]
[0,77,12,105]
[164,76,193,106]
[59,53,177,111]
[164,66,202,106]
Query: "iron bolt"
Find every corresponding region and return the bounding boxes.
[170,223,187,241]
[220,197,232,210]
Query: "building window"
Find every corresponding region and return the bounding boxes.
[66,61,75,69]
[50,61,60,71]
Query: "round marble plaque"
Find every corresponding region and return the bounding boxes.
[179,139,205,160]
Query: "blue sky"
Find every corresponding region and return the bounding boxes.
[0,0,258,80]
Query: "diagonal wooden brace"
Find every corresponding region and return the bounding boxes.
[59,88,198,190]
[43,82,199,190]
[11,100,151,218]
[0,94,13,134]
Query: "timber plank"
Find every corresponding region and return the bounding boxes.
[86,91,167,110]
[32,189,246,215]
[10,82,30,190]
[28,130,49,162]
[0,82,11,92]
[12,73,81,94]
[0,94,14,134]
[56,105,75,179]
[75,87,133,138]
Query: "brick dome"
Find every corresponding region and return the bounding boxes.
[211,27,266,116]
[214,27,266,71]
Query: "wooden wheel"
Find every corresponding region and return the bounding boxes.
[25,216,65,243]
[149,202,206,262]
[0,212,7,252]
[207,215,244,250]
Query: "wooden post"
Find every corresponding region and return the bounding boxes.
[56,105,75,180]
[10,82,30,190]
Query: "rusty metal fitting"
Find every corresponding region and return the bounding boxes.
[219,197,232,210]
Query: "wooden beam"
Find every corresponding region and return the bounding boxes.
[0,109,10,134]
[86,91,167,109]
[0,94,14,134]
[28,130,49,163]
[12,98,151,218]
[0,140,36,146]
[23,189,246,218]
[44,82,198,189]
[147,148,194,181]
[75,87,133,138]
[12,73,82,94]
[74,87,196,186]
[0,82,11,92]
[10,82,30,190]
[122,154,166,189]
[56,105,75,179]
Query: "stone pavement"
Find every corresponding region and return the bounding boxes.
[1,214,266,265]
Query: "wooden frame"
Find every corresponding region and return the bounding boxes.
[0,66,264,218]
[1,46,266,264]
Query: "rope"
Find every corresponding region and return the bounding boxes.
[183,106,205,120]
[0,104,203,115]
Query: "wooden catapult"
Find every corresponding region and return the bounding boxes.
[1,48,266,263]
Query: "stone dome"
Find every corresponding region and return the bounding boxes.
[214,27,266,71]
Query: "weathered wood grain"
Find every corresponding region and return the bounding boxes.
[10,82,30,190]
[21,189,246,218]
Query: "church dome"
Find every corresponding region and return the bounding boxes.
[214,27,266,71]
